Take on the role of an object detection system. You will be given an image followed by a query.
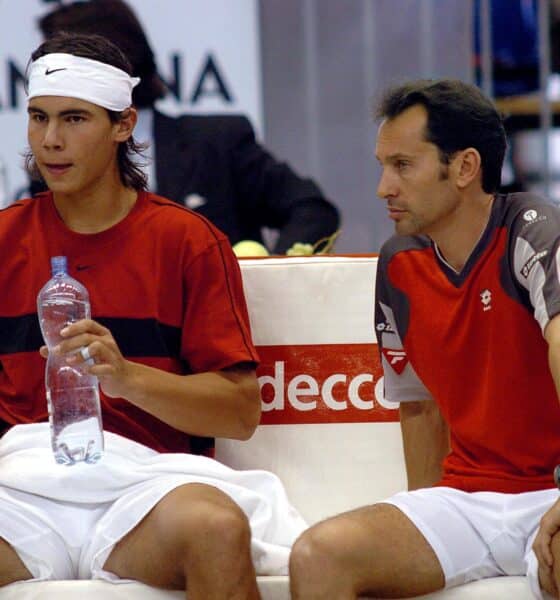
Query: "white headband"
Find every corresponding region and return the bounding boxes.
[27,53,140,111]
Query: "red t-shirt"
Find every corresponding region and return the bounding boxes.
[0,191,258,454]
[376,193,560,493]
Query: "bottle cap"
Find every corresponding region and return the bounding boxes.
[51,256,68,275]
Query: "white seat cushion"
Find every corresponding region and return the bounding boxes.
[1,575,531,599]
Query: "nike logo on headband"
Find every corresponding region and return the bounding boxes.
[45,67,67,76]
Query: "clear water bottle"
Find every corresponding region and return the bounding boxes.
[37,256,104,465]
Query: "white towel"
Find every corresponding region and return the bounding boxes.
[0,423,307,576]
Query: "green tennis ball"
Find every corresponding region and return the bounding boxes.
[286,242,314,256]
[233,240,270,257]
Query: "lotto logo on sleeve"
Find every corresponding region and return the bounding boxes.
[256,344,398,424]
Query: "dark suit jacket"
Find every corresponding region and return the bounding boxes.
[153,111,339,253]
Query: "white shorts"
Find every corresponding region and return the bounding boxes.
[0,423,307,582]
[384,486,558,600]
[0,480,180,582]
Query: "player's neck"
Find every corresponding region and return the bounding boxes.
[430,192,495,273]
[52,168,138,234]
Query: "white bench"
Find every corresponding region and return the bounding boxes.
[1,256,533,599]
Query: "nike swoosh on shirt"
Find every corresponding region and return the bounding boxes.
[45,68,67,76]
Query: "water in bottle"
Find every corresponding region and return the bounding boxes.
[37,256,104,465]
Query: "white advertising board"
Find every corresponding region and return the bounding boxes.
[217,255,405,525]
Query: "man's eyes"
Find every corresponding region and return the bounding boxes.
[29,114,86,123]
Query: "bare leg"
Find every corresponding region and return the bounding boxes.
[289,503,445,599]
[0,537,32,586]
[103,483,260,600]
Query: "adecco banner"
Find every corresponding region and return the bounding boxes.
[239,255,398,425]
[219,256,405,524]
[0,0,262,204]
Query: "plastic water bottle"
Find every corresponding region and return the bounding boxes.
[37,256,104,465]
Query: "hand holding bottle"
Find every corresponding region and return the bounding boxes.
[42,318,136,400]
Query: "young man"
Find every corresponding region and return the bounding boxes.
[30,0,340,255]
[289,79,560,599]
[0,32,305,599]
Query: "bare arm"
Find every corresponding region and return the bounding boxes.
[545,314,560,400]
[46,319,261,441]
[114,361,261,441]
[399,399,450,490]
[532,314,560,575]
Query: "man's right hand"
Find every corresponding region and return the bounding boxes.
[533,497,560,597]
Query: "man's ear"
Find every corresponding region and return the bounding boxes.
[114,107,137,142]
[452,147,482,189]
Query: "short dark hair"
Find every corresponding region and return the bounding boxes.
[38,0,166,108]
[375,79,507,193]
[26,32,147,191]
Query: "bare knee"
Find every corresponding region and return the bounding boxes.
[187,496,251,553]
[155,485,252,559]
[104,484,255,592]
[0,538,32,586]
[290,505,395,577]
[290,518,351,584]
[290,503,444,599]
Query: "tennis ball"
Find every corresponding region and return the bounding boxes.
[233,240,270,257]
[286,242,314,256]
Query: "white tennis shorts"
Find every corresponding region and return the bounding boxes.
[384,486,559,600]
[0,423,306,582]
